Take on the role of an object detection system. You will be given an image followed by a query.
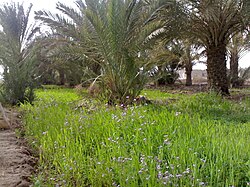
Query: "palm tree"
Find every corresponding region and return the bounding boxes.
[0,2,40,105]
[174,40,203,86]
[148,39,203,86]
[35,0,158,104]
[228,32,250,87]
[148,40,183,85]
[149,0,250,95]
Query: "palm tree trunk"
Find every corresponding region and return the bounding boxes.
[229,51,239,88]
[59,69,66,85]
[185,61,192,86]
[207,44,230,95]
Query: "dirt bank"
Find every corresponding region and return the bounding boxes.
[0,108,36,187]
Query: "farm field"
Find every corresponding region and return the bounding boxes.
[0,0,250,186]
[21,88,250,187]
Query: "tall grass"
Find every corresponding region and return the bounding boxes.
[21,89,250,186]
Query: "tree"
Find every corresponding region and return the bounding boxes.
[148,41,182,85]
[35,34,89,86]
[150,0,250,95]
[238,66,250,86]
[228,32,250,87]
[36,0,158,104]
[148,39,203,86]
[169,39,203,86]
[0,2,40,105]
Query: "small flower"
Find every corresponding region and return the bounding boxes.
[164,139,171,145]
[156,164,161,170]
[176,174,182,178]
[201,159,206,163]
[175,112,181,116]
[199,182,205,186]
[157,172,162,179]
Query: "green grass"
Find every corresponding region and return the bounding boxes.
[21,88,250,187]
[142,89,182,100]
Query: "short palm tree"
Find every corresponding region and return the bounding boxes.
[0,2,40,105]
[36,0,159,104]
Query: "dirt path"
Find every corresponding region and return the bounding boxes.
[0,108,36,187]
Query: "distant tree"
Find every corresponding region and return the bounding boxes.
[228,32,250,87]
[171,40,203,86]
[238,66,250,86]
[36,34,88,86]
[0,2,40,105]
[148,39,203,86]
[148,41,184,85]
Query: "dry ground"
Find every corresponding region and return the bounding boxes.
[0,108,36,187]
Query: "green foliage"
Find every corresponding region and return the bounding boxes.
[238,67,250,86]
[0,2,40,105]
[148,0,250,94]
[21,88,250,186]
[82,0,150,104]
[157,65,181,85]
[35,0,160,104]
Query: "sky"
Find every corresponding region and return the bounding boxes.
[0,0,250,70]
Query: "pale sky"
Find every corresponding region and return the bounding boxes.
[0,0,250,70]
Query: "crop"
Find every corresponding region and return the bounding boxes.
[21,88,250,186]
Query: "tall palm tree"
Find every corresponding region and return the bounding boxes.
[149,0,250,95]
[0,2,40,105]
[35,0,159,104]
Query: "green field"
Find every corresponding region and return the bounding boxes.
[21,88,250,186]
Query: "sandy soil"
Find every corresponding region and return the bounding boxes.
[0,108,36,187]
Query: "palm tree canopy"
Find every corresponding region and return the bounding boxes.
[0,3,39,53]
[148,0,250,94]
[0,2,40,105]
[184,0,249,47]
[35,0,163,104]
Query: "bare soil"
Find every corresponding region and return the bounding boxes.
[0,108,36,187]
